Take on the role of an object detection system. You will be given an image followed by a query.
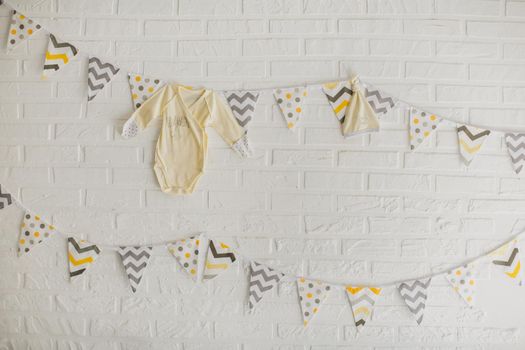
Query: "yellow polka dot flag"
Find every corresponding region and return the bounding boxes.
[167,236,200,281]
[409,107,442,150]
[445,263,477,307]
[297,277,332,327]
[6,10,43,51]
[273,86,308,131]
[128,73,165,110]
[18,211,57,256]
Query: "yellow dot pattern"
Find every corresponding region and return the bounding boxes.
[409,108,442,150]
[7,11,43,50]
[297,277,331,327]
[273,86,307,131]
[167,236,200,281]
[18,211,56,256]
[128,73,165,110]
[446,264,477,307]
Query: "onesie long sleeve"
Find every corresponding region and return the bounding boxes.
[122,84,253,195]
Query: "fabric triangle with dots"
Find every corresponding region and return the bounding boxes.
[128,72,165,110]
[297,277,332,327]
[167,236,200,281]
[18,211,57,256]
[445,263,478,307]
[273,86,307,131]
[6,10,43,51]
[409,107,442,151]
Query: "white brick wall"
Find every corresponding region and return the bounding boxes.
[1,0,525,348]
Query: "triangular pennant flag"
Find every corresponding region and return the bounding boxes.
[505,133,525,174]
[397,278,431,325]
[128,73,165,110]
[364,84,397,116]
[67,237,101,281]
[273,86,307,130]
[87,57,120,102]
[42,34,78,79]
[223,91,260,130]
[445,264,477,307]
[409,107,442,150]
[18,211,57,256]
[322,80,352,124]
[202,240,236,281]
[117,246,153,293]
[248,261,284,311]
[297,278,331,327]
[0,184,13,210]
[6,10,43,51]
[167,236,200,281]
[457,124,491,165]
[491,239,522,285]
[346,286,381,331]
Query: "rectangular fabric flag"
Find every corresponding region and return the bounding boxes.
[346,286,381,331]
[0,184,13,210]
[6,10,43,51]
[223,91,259,130]
[42,34,78,79]
[117,246,153,293]
[128,73,165,110]
[490,239,522,285]
[409,107,442,150]
[248,261,284,311]
[202,240,236,281]
[505,133,525,174]
[68,237,101,281]
[273,86,307,130]
[297,277,331,327]
[87,57,120,102]
[445,264,477,307]
[397,278,431,325]
[167,236,200,281]
[457,124,490,166]
[18,211,56,256]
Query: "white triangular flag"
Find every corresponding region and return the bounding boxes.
[68,237,101,281]
[445,264,477,307]
[297,277,331,327]
[117,246,153,293]
[457,124,490,165]
[409,107,442,150]
[18,211,57,256]
[87,57,120,102]
[248,261,284,311]
[397,278,431,325]
[6,10,43,51]
[128,73,165,110]
[273,86,307,130]
[346,286,382,331]
[42,34,79,79]
[202,240,236,281]
[505,133,525,174]
[490,239,522,286]
[223,91,259,130]
[167,236,200,281]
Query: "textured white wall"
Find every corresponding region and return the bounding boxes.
[2,0,525,349]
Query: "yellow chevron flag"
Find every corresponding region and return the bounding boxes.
[42,34,79,79]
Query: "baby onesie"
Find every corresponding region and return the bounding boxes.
[122,84,252,195]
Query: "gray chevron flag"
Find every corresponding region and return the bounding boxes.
[223,90,260,129]
[505,133,525,174]
[248,261,284,311]
[0,184,13,209]
[87,57,120,102]
[397,278,431,325]
[364,84,397,115]
[118,246,153,293]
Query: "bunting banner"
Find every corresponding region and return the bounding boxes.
[167,236,200,281]
[128,73,165,110]
[6,10,42,51]
[117,246,153,293]
[346,286,381,331]
[248,261,284,311]
[0,184,13,210]
[18,211,56,256]
[297,278,331,327]
[491,239,522,285]
[363,84,397,116]
[42,34,78,79]
[457,125,491,166]
[409,107,442,150]
[397,278,431,325]
[68,237,101,281]
[341,78,380,138]
[87,57,120,102]
[505,133,525,174]
[322,81,352,124]
[202,240,236,281]
[224,91,259,130]
[273,86,307,130]
[445,264,477,307]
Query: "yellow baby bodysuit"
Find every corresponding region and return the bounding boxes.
[122,84,252,195]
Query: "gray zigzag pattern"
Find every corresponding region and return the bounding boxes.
[224,91,259,129]
[0,184,13,209]
[118,246,152,293]
[87,57,120,101]
[365,88,396,115]
[505,133,525,174]
[248,261,283,310]
[397,278,431,325]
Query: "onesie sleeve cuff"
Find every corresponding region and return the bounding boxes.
[122,116,139,139]
[231,133,254,158]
